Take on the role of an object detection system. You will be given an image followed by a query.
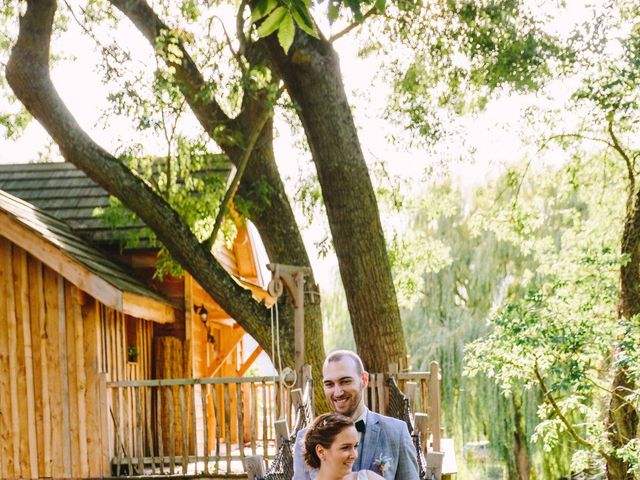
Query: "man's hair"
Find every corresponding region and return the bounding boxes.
[324,350,365,375]
[303,413,354,469]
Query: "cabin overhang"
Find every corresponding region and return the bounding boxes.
[0,209,175,324]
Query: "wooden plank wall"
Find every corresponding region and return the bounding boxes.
[100,305,154,473]
[0,238,112,478]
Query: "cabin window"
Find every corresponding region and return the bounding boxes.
[125,316,139,363]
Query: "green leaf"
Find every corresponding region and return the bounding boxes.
[374,0,386,12]
[257,6,288,38]
[252,0,278,22]
[328,2,339,22]
[278,13,296,53]
[292,3,319,38]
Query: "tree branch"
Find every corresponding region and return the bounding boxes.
[329,6,379,43]
[542,132,616,151]
[607,118,635,208]
[109,0,234,142]
[203,96,277,250]
[6,0,272,347]
[236,0,249,55]
[209,14,247,76]
[533,363,611,460]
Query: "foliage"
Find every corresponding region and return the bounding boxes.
[93,148,233,279]
[398,142,630,476]
[371,0,570,145]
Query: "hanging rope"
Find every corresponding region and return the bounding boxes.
[267,265,301,422]
[270,300,289,416]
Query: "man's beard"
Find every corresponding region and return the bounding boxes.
[332,390,363,418]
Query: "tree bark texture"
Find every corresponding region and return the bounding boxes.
[512,391,531,480]
[263,31,408,372]
[606,184,640,480]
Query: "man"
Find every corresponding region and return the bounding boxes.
[293,350,420,480]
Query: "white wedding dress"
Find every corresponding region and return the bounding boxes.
[357,471,369,479]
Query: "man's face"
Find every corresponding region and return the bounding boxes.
[322,358,368,419]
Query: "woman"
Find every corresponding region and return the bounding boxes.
[304,413,385,480]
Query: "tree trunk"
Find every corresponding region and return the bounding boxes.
[263,31,408,371]
[606,149,640,479]
[512,390,531,480]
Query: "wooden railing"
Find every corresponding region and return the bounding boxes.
[106,375,300,477]
[366,362,444,479]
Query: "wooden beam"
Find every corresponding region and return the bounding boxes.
[232,224,258,279]
[122,292,175,324]
[236,346,263,377]
[205,327,245,378]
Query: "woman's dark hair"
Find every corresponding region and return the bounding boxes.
[303,413,354,469]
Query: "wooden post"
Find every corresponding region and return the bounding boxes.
[426,451,444,480]
[261,382,268,461]
[236,382,245,464]
[179,386,188,474]
[244,455,265,480]
[145,387,156,474]
[224,384,232,474]
[166,387,175,475]
[403,381,417,411]
[303,364,313,415]
[274,418,289,449]
[135,388,144,475]
[211,385,221,472]
[201,385,209,473]
[377,375,385,415]
[429,362,442,452]
[157,387,165,475]
[250,382,257,455]
[414,413,429,453]
[291,388,303,411]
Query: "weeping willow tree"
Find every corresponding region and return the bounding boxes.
[395,147,627,478]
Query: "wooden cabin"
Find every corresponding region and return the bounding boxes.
[0,162,274,478]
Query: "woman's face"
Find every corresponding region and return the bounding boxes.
[317,425,359,476]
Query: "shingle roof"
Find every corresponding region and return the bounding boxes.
[0,160,230,247]
[0,187,172,306]
[0,162,142,245]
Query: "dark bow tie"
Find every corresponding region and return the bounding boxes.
[355,419,366,433]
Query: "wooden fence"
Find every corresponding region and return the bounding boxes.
[366,362,442,454]
[106,375,301,476]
